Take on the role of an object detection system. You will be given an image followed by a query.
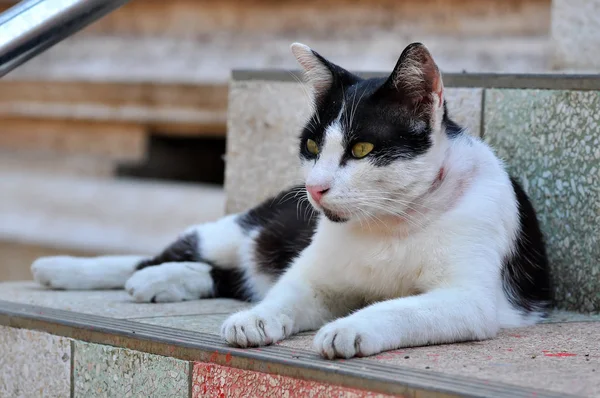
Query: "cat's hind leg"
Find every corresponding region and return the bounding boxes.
[31,213,248,299]
[124,214,250,302]
[31,255,145,290]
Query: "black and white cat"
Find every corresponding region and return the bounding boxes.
[31,42,552,359]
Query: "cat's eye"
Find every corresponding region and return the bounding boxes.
[306,139,319,155]
[351,142,374,159]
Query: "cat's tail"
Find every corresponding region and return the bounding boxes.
[31,255,147,290]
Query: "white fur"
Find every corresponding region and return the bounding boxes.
[184,214,245,269]
[32,255,144,290]
[125,262,214,303]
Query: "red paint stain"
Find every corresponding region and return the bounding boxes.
[225,352,232,364]
[544,352,577,357]
[507,348,513,352]
[486,356,493,360]
[509,334,523,338]
[208,351,219,362]
[191,361,398,397]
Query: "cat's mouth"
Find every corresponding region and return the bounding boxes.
[307,196,351,223]
[321,207,350,223]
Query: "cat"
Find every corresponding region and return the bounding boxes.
[31,42,553,359]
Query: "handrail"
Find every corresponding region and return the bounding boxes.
[0,0,130,77]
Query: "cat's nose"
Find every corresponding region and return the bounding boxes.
[306,184,330,204]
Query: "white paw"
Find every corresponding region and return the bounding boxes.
[125,262,214,303]
[31,256,88,290]
[313,317,382,359]
[221,309,293,348]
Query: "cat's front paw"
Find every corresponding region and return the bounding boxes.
[221,309,293,348]
[314,317,382,359]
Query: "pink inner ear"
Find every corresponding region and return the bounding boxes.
[432,72,443,108]
[435,86,444,108]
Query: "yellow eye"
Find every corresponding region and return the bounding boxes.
[351,142,374,159]
[306,139,319,155]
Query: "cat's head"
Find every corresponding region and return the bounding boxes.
[292,42,462,224]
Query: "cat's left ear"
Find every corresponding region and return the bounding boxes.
[291,43,356,103]
[383,43,444,115]
[291,43,332,96]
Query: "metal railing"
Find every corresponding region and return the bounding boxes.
[0,0,130,77]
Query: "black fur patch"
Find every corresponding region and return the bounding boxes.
[298,74,461,169]
[322,208,348,223]
[241,186,319,276]
[136,233,200,270]
[209,268,252,301]
[502,177,553,314]
[237,186,310,232]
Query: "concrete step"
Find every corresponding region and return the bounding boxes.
[0,282,597,397]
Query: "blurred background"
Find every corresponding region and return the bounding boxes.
[0,0,585,281]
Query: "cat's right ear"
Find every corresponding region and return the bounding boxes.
[291,43,335,100]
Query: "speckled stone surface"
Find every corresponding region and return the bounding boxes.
[280,322,600,397]
[192,361,395,398]
[0,326,71,398]
[73,341,189,397]
[484,89,600,313]
[226,80,482,213]
[0,282,248,318]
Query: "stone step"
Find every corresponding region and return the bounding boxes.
[0,284,597,397]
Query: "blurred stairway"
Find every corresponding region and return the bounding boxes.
[0,0,552,281]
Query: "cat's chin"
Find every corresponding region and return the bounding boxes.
[322,208,349,223]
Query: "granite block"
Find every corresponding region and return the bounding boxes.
[484,89,600,313]
[551,0,600,71]
[192,361,395,398]
[225,81,308,214]
[226,80,482,213]
[73,341,189,397]
[0,326,71,398]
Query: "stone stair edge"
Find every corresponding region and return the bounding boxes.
[0,299,572,398]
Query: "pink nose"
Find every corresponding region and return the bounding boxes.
[306,184,330,203]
